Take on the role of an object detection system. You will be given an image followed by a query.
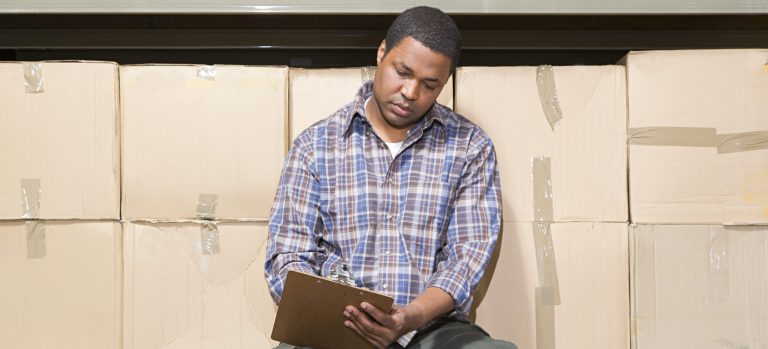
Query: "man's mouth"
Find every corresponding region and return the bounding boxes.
[392,103,412,117]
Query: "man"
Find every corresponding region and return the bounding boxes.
[266,6,515,349]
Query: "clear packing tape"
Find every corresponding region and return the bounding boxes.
[196,193,218,220]
[201,222,221,256]
[21,179,45,258]
[536,65,563,131]
[21,178,41,219]
[196,65,217,81]
[23,62,44,93]
[532,157,554,223]
[26,221,46,259]
[197,193,220,255]
[629,127,768,154]
[708,226,730,304]
[532,156,559,349]
[536,287,556,349]
[361,66,376,83]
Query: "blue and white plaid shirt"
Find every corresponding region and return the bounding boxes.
[266,81,501,346]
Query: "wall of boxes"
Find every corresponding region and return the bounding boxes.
[0,48,765,349]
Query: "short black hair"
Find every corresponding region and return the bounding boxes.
[385,6,461,71]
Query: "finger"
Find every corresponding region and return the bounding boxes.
[344,318,385,349]
[360,302,395,328]
[347,315,387,348]
[347,306,387,341]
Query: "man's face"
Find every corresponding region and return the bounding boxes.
[371,36,452,131]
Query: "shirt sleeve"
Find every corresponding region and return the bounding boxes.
[264,130,326,304]
[425,133,502,318]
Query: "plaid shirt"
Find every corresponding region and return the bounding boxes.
[266,81,501,346]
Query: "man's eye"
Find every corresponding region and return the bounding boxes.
[396,70,408,77]
[424,84,437,91]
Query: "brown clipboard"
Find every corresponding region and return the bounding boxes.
[271,270,395,349]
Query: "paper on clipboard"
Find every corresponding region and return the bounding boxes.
[271,270,395,349]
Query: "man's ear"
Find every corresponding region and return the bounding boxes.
[376,40,386,66]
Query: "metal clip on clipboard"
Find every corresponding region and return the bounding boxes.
[328,264,357,287]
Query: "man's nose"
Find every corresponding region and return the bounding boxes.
[400,79,419,101]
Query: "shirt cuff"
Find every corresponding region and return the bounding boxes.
[425,268,471,316]
[269,262,317,304]
[396,330,417,347]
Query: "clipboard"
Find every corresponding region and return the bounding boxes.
[271,270,395,349]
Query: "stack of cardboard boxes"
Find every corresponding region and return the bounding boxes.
[455,65,630,349]
[0,62,122,349]
[120,65,287,349]
[0,50,766,349]
[627,50,768,349]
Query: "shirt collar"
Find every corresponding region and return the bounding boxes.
[341,80,446,137]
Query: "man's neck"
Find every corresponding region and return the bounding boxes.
[364,97,409,143]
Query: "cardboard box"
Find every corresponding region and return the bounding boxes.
[473,222,629,349]
[121,65,288,220]
[289,67,454,141]
[0,221,122,349]
[0,62,120,220]
[123,222,276,349]
[455,66,628,222]
[631,224,768,349]
[626,50,768,224]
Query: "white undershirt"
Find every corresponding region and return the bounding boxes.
[364,96,404,158]
[384,140,404,157]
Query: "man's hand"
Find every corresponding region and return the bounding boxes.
[343,303,410,349]
[342,287,454,348]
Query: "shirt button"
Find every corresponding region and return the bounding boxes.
[386,214,393,220]
[382,284,388,290]
[384,250,391,256]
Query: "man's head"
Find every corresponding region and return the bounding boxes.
[369,6,460,134]
[384,6,461,71]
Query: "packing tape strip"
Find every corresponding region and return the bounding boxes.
[536,65,563,131]
[533,222,561,306]
[535,287,557,349]
[629,127,717,147]
[23,62,44,93]
[716,131,768,154]
[532,156,559,303]
[629,127,768,154]
[361,66,376,83]
[532,155,559,348]
[201,222,220,256]
[707,225,730,304]
[195,193,218,220]
[20,178,41,219]
[630,224,658,349]
[26,221,46,259]
[532,156,554,222]
[196,65,217,81]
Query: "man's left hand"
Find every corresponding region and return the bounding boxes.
[343,303,409,349]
